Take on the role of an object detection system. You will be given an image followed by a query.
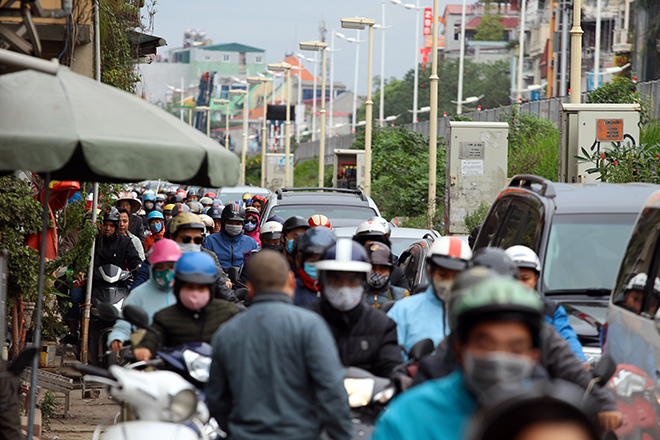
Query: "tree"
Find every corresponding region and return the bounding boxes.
[474,15,505,41]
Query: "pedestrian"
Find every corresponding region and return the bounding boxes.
[202,203,259,269]
[144,210,166,252]
[133,252,241,361]
[117,208,145,260]
[260,221,283,251]
[363,242,409,308]
[115,192,146,241]
[206,250,353,440]
[244,207,261,247]
[281,216,311,271]
[293,227,337,306]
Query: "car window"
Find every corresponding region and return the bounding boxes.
[271,205,377,221]
[476,199,510,248]
[495,202,529,250]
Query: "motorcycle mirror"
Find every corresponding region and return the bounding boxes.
[227,267,240,285]
[9,346,38,376]
[122,305,150,330]
[592,354,616,385]
[97,303,120,321]
[409,338,434,361]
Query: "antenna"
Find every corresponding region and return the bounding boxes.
[319,20,327,43]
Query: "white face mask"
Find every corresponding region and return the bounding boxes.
[462,351,535,404]
[179,243,201,254]
[324,285,364,312]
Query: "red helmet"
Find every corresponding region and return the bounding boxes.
[308,214,332,229]
[251,194,266,207]
[205,192,217,198]
[177,189,188,198]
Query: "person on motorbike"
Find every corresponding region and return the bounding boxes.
[207,206,223,234]
[244,207,261,247]
[199,213,214,236]
[241,192,252,206]
[133,252,241,361]
[372,276,545,440]
[141,190,157,224]
[260,221,283,251]
[281,216,311,271]
[144,210,166,252]
[505,245,587,361]
[203,202,259,269]
[163,203,175,222]
[363,242,409,308]
[353,220,409,290]
[187,188,201,202]
[155,193,167,210]
[308,214,332,229]
[249,194,266,214]
[200,196,214,213]
[108,239,182,352]
[387,236,472,352]
[305,239,405,379]
[186,200,204,215]
[293,227,337,306]
[115,193,146,241]
[117,208,145,261]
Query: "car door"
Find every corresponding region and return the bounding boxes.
[476,195,544,253]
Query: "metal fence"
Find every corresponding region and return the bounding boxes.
[294,133,356,164]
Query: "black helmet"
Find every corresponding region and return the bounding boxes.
[171,203,191,217]
[171,194,184,204]
[207,206,224,220]
[221,202,245,224]
[282,216,311,234]
[104,208,120,226]
[468,247,520,280]
[298,227,337,256]
[187,188,201,198]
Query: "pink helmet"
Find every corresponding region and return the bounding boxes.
[148,238,183,265]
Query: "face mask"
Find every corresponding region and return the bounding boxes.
[225,224,243,237]
[369,272,390,290]
[245,221,257,232]
[152,269,174,290]
[178,286,211,311]
[150,221,163,234]
[303,262,318,280]
[324,285,363,312]
[263,243,283,252]
[462,351,535,404]
[179,243,201,253]
[432,278,454,302]
[286,238,294,254]
[145,201,154,210]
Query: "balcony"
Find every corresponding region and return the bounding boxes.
[529,23,550,58]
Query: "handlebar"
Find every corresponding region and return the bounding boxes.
[74,362,115,380]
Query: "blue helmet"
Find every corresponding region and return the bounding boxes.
[147,210,164,221]
[207,206,224,219]
[297,227,337,255]
[174,252,218,285]
[316,238,372,273]
[143,191,156,202]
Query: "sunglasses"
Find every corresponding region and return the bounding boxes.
[179,236,203,245]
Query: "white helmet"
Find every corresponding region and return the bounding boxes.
[260,221,283,241]
[626,273,660,293]
[426,236,473,272]
[368,216,392,238]
[198,214,214,229]
[505,245,541,273]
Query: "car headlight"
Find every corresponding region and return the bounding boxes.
[169,389,198,423]
[344,378,375,408]
[183,349,212,383]
[113,297,125,312]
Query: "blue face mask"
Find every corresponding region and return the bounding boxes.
[286,238,294,254]
[303,262,318,280]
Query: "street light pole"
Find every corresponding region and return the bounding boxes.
[517,0,527,102]
[413,0,420,123]
[457,0,467,114]
[429,0,439,223]
[569,0,583,103]
[229,89,249,184]
[248,77,271,188]
[379,0,386,128]
[594,0,601,89]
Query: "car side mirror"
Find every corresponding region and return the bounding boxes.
[9,347,38,376]
[409,338,434,361]
[97,302,120,321]
[122,305,150,330]
[592,354,617,385]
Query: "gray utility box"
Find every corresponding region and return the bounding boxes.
[265,153,294,192]
[333,149,366,190]
[559,103,640,183]
[446,121,509,236]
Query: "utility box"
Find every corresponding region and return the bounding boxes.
[559,103,640,183]
[265,153,294,192]
[333,149,365,190]
[446,121,509,236]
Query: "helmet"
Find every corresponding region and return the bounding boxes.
[115,192,142,213]
[260,221,283,241]
[163,203,175,214]
[213,198,223,207]
[625,273,660,293]
[308,214,332,229]
[147,210,165,221]
[199,197,213,206]
[450,267,502,297]
[297,227,337,255]
[469,247,519,279]
[142,191,156,202]
[207,206,224,219]
[148,238,183,265]
[104,207,120,224]
[427,236,473,271]
[505,246,541,273]
[199,214,214,230]
[282,216,310,234]
[245,207,260,219]
[368,216,392,238]
[250,194,266,208]
[317,238,372,273]
[365,242,394,267]
[205,192,217,199]
[187,200,204,214]
[177,189,188,198]
[242,193,253,202]
[449,277,543,342]
[187,188,201,198]
[170,212,205,235]
[171,194,184,204]
[174,252,218,284]
[171,203,191,217]
[353,220,390,246]
[221,202,245,223]
[156,193,167,202]
[267,215,285,224]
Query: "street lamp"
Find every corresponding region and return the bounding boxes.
[450,94,485,105]
[457,0,468,114]
[342,17,376,197]
[213,98,231,150]
[429,0,440,224]
[229,89,249,185]
[391,0,422,123]
[300,40,328,188]
[298,52,321,141]
[247,76,271,188]
[374,0,393,128]
[407,106,431,113]
[267,62,293,187]
[336,31,365,133]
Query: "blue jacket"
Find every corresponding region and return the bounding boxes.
[371,370,477,440]
[387,286,448,353]
[107,268,176,346]
[545,304,587,362]
[203,231,259,269]
[294,277,320,307]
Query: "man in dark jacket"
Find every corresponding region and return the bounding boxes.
[206,250,352,440]
[0,358,23,440]
[305,239,404,380]
[134,252,241,361]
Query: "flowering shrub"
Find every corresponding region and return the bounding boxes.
[575,141,660,183]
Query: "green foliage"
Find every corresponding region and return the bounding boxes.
[475,15,505,41]
[39,390,62,427]
[587,76,654,124]
[641,120,660,146]
[99,0,141,92]
[464,201,491,232]
[575,141,660,183]
[243,154,262,186]
[292,157,333,188]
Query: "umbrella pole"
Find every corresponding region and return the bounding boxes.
[26,172,51,440]
[80,183,99,366]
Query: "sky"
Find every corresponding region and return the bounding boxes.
[150,0,453,95]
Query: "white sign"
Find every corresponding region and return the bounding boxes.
[461,159,484,176]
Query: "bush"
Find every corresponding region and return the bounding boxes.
[464,201,491,232]
[576,141,660,183]
[587,76,654,124]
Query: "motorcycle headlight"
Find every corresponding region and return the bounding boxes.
[113,297,125,312]
[373,386,396,405]
[183,349,212,383]
[169,389,198,423]
[344,378,375,408]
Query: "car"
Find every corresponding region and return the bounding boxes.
[474,174,660,363]
[262,187,381,228]
[334,226,440,259]
[213,185,271,204]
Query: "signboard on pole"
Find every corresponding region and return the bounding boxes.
[424,8,433,36]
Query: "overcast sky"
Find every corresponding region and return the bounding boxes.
[151,0,453,95]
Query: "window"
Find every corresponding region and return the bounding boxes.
[255,55,263,63]
[454,22,461,41]
[496,203,526,250]
[204,55,211,61]
[222,54,230,62]
[476,199,510,249]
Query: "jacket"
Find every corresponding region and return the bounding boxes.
[371,371,478,440]
[294,275,320,307]
[390,266,410,290]
[364,285,409,308]
[203,231,259,269]
[107,270,176,347]
[0,359,22,440]
[128,213,146,242]
[95,232,142,273]
[206,291,353,440]
[412,323,617,412]
[144,230,165,252]
[126,231,145,261]
[245,228,261,247]
[544,301,587,362]
[305,300,404,378]
[137,298,241,354]
[387,285,447,353]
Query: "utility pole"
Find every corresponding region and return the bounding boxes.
[547,0,557,97]
[569,0,583,103]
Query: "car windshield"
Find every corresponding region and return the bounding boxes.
[271,205,377,222]
[543,213,637,292]
[390,236,423,257]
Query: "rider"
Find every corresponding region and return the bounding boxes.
[115,193,146,241]
[144,210,166,252]
[308,214,332,228]
[249,194,266,214]
[207,206,223,234]
[187,188,201,202]
[614,273,655,314]
[186,200,204,215]
[305,239,405,378]
[163,203,175,222]
[387,236,472,352]
[133,252,242,361]
[200,196,214,213]
[199,213,214,236]
[117,208,145,261]
[281,216,310,272]
[353,220,409,290]
[363,242,409,308]
[107,238,182,352]
[260,221,283,251]
[141,190,158,222]
[155,193,167,210]
[244,207,261,247]
[293,227,337,306]
[202,202,259,269]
